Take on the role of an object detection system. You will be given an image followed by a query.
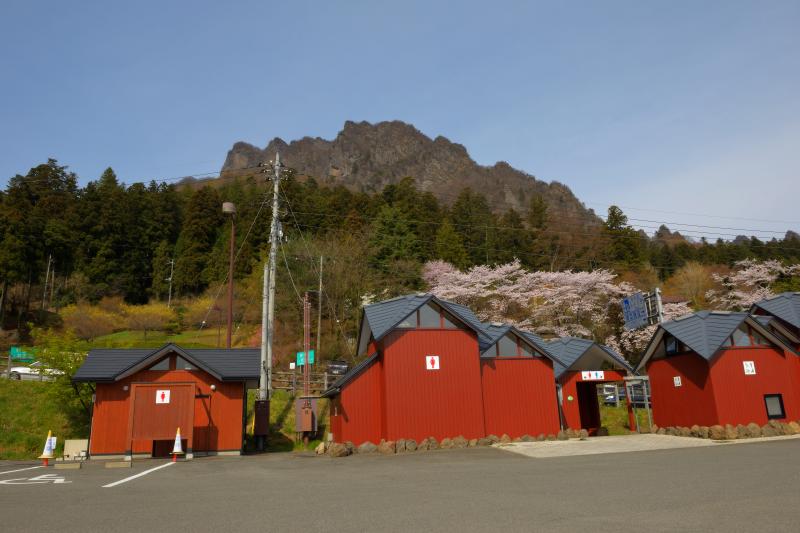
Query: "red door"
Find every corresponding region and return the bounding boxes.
[127,383,195,455]
[576,382,601,434]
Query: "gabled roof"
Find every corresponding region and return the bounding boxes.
[544,336,632,378]
[478,323,563,366]
[751,292,800,329]
[320,352,378,398]
[72,343,260,383]
[661,311,748,360]
[358,293,488,349]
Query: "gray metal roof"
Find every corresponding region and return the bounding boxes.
[478,323,563,365]
[73,343,261,382]
[659,310,749,360]
[321,352,379,398]
[544,336,632,378]
[752,292,800,329]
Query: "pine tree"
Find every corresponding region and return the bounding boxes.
[435,219,469,269]
[368,205,421,271]
[173,186,223,294]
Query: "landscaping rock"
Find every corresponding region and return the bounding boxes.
[596,427,609,437]
[698,426,709,439]
[487,434,500,444]
[426,437,439,450]
[556,431,568,441]
[477,437,493,447]
[440,438,454,449]
[689,425,701,437]
[657,427,666,435]
[314,442,327,455]
[578,429,589,440]
[768,420,786,435]
[520,434,535,442]
[724,425,738,440]
[406,439,417,452]
[417,439,430,452]
[453,435,468,448]
[500,434,512,444]
[344,441,356,454]
[468,439,478,447]
[787,421,800,435]
[709,425,726,440]
[736,424,750,439]
[546,434,557,441]
[377,440,396,455]
[536,434,546,441]
[566,428,578,439]
[650,424,659,434]
[327,442,351,457]
[395,439,407,453]
[358,441,378,454]
[747,423,761,438]
[679,427,692,437]
[666,427,679,436]
[761,424,777,437]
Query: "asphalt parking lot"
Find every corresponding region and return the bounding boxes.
[2,438,800,532]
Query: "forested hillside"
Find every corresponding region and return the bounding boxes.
[1,158,799,363]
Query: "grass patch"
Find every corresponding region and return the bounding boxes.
[0,380,84,460]
[90,328,247,349]
[600,403,653,435]
[244,389,329,453]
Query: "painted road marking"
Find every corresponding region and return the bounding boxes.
[0,473,71,485]
[0,466,44,476]
[102,461,174,488]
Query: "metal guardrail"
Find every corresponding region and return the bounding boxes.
[271,371,335,395]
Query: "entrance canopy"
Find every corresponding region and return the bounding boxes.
[545,337,632,379]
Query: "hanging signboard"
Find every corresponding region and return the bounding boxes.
[622,292,649,330]
[580,370,605,381]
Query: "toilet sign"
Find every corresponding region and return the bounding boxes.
[580,370,605,381]
[426,355,440,370]
[155,390,170,404]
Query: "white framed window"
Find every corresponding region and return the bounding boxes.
[673,376,682,387]
[743,361,756,375]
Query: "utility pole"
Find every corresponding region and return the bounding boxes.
[41,254,52,310]
[303,291,311,446]
[255,152,283,450]
[316,255,323,357]
[223,202,237,348]
[166,259,174,308]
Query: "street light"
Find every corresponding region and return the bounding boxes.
[222,202,236,348]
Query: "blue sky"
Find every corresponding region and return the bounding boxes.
[1,0,798,238]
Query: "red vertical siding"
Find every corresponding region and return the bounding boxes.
[382,329,485,442]
[334,357,384,445]
[647,353,718,428]
[90,367,244,456]
[710,347,800,426]
[558,370,626,431]
[480,358,560,437]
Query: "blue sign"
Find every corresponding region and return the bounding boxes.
[296,350,315,366]
[622,293,648,330]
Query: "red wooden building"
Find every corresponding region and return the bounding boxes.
[751,292,800,351]
[636,311,800,428]
[323,294,563,444]
[542,336,631,434]
[73,344,259,459]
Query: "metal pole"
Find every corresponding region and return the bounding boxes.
[225,204,236,349]
[166,259,174,308]
[41,254,51,310]
[260,152,282,403]
[316,255,323,358]
[654,287,664,324]
[304,292,311,397]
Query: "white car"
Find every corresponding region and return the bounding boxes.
[7,361,62,381]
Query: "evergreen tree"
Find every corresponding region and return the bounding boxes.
[435,219,469,269]
[368,205,421,271]
[173,186,223,294]
[494,209,533,265]
[450,188,495,265]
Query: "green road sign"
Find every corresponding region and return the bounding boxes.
[296,350,315,366]
[10,346,35,363]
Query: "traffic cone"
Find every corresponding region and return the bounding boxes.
[38,430,55,466]
[171,427,184,462]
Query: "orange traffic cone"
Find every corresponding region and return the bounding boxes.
[38,430,55,466]
[171,427,184,463]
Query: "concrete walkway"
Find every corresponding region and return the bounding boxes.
[495,433,800,458]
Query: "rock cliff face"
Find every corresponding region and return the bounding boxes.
[221,120,599,224]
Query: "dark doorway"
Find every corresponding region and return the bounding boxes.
[152,439,188,457]
[576,382,601,435]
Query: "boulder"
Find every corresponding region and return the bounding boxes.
[417,439,430,452]
[689,425,701,437]
[768,420,786,435]
[698,426,709,439]
[736,424,750,439]
[358,441,378,454]
[520,434,535,442]
[487,434,500,444]
[405,439,417,452]
[452,436,468,448]
[650,424,660,434]
[709,425,726,440]
[500,434,512,444]
[546,434,557,441]
[477,437,493,447]
[377,440,396,455]
[468,439,478,447]
[395,439,407,453]
[761,424,778,438]
[512,437,522,443]
[440,438,454,449]
[747,423,761,438]
[666,427,679,436]
[578,429,589,440]
[556,431,569,441]
[425,437,439,450]
[565,428,579,439]
[327,442,351,457]
[536,434,546,441]
[679,427,692,437]
[596,427,609,437]
[314,442,327,455]
[724,425,738,440]
[656,428,666,435]
[344,441,356,454]
[787,421,800,435]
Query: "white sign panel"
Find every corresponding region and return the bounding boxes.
[622,292,649,330]
[289,362,296,370]
[155,390,170,404]
[743,361,756,375]
[581,370,605,381]
[426,355,440,370]
[673,376,682,387]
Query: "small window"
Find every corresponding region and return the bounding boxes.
[396,312,415,328]
[722,336,733,347]
[764,394,785,420]
[480,348,495,358]
[149,358,170,371]
[751,329,769,346]
[665,336,679,355]
[731,327,752,347]
[176,357,194,370]
[418,304,441,328]
[442,311,461,329]
[519,342,534,358]
[497,334,519,357]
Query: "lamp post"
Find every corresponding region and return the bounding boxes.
[222,202,236,348]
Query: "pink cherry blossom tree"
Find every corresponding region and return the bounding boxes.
[706,259,800,310]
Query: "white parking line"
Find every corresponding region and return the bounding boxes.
[0,466,44,476]
[102,461,174,488]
